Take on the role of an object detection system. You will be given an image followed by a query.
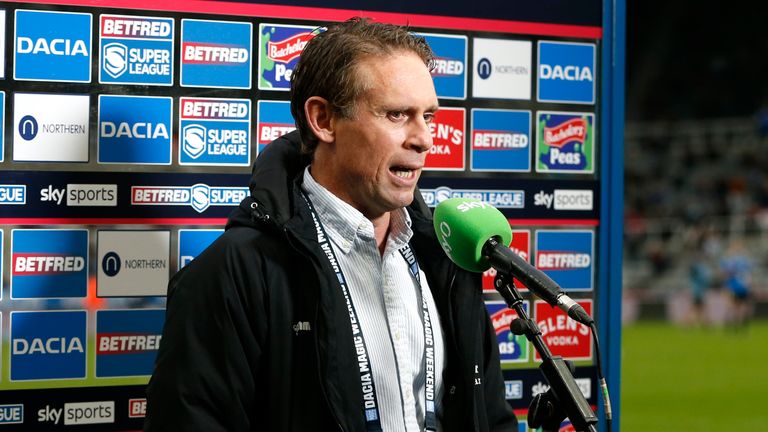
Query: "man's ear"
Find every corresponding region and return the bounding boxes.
[304,96,335,143]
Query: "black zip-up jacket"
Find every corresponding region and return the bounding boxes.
[145,131,518,431]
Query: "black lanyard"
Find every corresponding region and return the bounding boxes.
[301,190,437,432]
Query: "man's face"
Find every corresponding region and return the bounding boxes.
[318,51,438,219]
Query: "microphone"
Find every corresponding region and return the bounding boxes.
[433,198,593,325]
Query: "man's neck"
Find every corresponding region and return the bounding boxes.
[371,212,391,256]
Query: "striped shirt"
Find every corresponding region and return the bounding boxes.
[302,168,445,431]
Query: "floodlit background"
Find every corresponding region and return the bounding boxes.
[622,1,768,430]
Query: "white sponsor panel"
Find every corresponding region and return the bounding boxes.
[13,93,89,162]
[472,38,531,100]
[97,230,170,297]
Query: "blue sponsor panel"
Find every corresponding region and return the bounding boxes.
[96,309,165,377]
[535,230,594,290]
[179,97,251,166]
[0,231,3,300]
[98,95,172,164]
[420,33,467,100]
[256,100,295,154]
[11,229,88,299]
[258,23,316,91]
[14,10,92,82]
[471,109,531,172]
[178,229,223,270]
[537,41,596,104]
[10,310,87,381]
[181,19,252,89]
[99,15,174,85]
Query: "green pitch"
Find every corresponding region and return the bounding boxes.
[621,321,768,431]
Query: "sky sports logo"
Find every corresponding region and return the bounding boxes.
[131,184,247,213]
[14,10,92,82]
[181,19,252,89]
[420,187,524,209]
[99,14,174,85]
[40,184,117,206]
[37,401,114,425]
[179,97,251,166]
[533,189,593,211]
[0,185,26,205]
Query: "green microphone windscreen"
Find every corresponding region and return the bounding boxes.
[433,198,512,272]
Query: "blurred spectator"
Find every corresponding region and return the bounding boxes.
[719,240,753,330]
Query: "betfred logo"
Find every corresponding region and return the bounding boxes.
[536,111,595,174]
[471,109,531,172]
[259,24,317,91]
[128,399,147,418]
[181,19,252,89]
[537,41,596,104]
[425,107,465,170]
[535,300,593,361]
[482,229,529,291]
[420,33,467,100]
[98,95,172,164]
[96,309,165,377]
[179,97,251,166]
[14,10,92,82]
[131,184,247,213]
[0,185,26,204]
[99,15,174,85]
[10,310,87,381]
[11,229,88,299]
[534,230,594,290]
[486,301,528,363]
[256,100,296,153]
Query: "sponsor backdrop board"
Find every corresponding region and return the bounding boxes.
[0,0,625,431]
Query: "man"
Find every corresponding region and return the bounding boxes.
[146,18,517,431]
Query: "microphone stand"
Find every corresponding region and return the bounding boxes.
[493,272,598,432]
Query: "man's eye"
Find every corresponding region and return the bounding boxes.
[388,111,406,121]
[424,113,435,124]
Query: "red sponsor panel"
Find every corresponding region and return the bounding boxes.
[425,107,465,170]
[267,32,314,63]
[128,398,147,418]
[534,300,592,361]
[483,229,530,291]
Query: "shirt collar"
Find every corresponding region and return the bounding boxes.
[301,166,413,254]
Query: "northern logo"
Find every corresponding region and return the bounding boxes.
[472,39,531,100]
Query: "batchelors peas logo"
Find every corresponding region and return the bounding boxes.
[102,42,128,78]
[18,115,38,140]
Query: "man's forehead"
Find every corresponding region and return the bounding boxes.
[356,53,438,108]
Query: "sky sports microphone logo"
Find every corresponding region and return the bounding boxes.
[181,19,252,88]
[11,229,88,299]
[259,23,318,91]
[180,97,251,166]
[99,14,174,85]
[14,10,92,82]
[421,187,524,209]
[420,33,467,100]
[131,183,248,213]
[471,109,531,172]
